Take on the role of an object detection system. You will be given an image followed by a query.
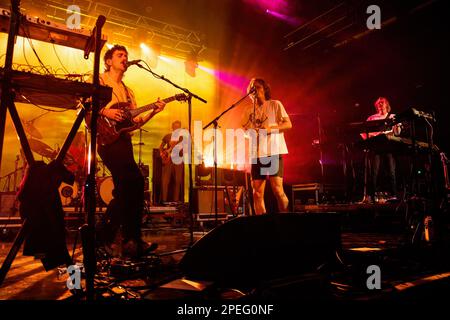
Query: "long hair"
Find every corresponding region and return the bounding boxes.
[374,97,391,113]
[247,78,271,100]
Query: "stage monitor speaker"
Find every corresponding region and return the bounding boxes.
[194,186,225,213]
[179,213,341,287]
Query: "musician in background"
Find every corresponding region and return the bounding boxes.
[241,78,292,214]
[362,97,401,202]
[97,44,166,258]
[159,120,184,203]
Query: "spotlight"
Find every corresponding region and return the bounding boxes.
[159,55,173,63]
[185,53,198,77]
[106,43,113,49]
[140,43,160,68]
[148,44,161,68]
[140,43,150,53]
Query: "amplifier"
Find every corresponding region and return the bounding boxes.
[0,192,18,216]
[194,186,225,214]
[195,166,246,186]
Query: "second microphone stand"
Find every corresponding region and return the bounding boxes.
[203,89,255,226]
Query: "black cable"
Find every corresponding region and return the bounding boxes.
[52,44,70,74]
[22,36,32,70]
[20,24,51,74]
[142,60,164,81]
[17,92,79,113]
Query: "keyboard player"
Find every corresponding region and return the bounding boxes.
[361,97,401,202]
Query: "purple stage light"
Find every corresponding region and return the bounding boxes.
[266,9,301,26]
[244,0,288,13]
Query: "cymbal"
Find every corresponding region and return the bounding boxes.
[29,139,56,159]
[21,119,43,139]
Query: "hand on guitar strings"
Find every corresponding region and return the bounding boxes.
[101,108,125,121]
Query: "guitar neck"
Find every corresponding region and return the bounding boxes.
[129,96,177,117]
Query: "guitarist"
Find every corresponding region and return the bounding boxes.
[97,45,165,258]
[159,120,184,203]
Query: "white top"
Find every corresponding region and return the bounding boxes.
[362,113,396,139]
[241,99,289,158]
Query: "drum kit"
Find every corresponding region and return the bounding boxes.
[18,118,116,207]
[6,119,152,208]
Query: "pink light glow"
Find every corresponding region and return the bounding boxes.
[244,0,288,13]
[215,70,249,91]
[198,65,249,91]
[266,9,301,26]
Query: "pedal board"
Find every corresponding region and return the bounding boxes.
[109,256,162,278]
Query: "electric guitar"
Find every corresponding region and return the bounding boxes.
[160,140,179,165]
[88,94,188,146]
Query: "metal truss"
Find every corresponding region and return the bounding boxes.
[20,0,207,58]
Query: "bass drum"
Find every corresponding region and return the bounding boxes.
[97,176,115,206]
[59,182,79,206]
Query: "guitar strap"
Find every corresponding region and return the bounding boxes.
[121,81,133,104]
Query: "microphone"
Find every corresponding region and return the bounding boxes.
[126,59,142,67]
[249,85,257,95]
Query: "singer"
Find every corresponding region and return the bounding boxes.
[241,78,292,214]
[97,44,166,258]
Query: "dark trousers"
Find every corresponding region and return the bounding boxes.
[372,153,397,195]
[98,135,145,243]
[161,162,183,202]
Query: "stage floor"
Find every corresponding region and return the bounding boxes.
[1,206,450,301]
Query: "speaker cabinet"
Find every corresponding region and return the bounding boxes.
[195,165,245,186]
[194,186,225,213]
[180,213,341,286]
[0,192,18,216]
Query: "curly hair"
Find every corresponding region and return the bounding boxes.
[103,44,128,71]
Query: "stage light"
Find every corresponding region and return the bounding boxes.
[148,44,161,68]
[140,43,161,68]
[198,65,214,75]
[140,42,150,53]
[185,53,198,77]
[265,8,301,26]
[159,55,173,63]
[106,43,113,49]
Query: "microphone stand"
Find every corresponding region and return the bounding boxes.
[135,62,206,246]
[203,90,255,226]
[137,127,148,166]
